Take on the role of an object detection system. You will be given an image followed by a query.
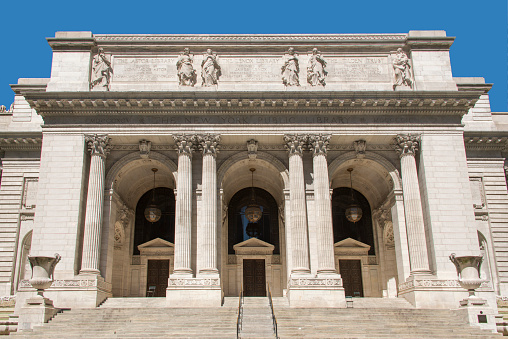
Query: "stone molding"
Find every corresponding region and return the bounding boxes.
[85,134,111,157]
[0,296,16,307]
[308,134,331,157]
[398,279,492,293]
[0,137,42,151]
[19,278,112,292]
[393,134,420,157]
[289,277,343,288]
[464,136,508,151]
[167,278,220,287]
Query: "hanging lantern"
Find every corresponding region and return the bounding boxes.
[144,168,162,223]
[245,168,262,223]
[345,168,363,223]
[245,222,261,238]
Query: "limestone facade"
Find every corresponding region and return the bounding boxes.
[0,30,506,311]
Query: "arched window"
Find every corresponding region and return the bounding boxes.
[228,187,279,254]
[332,187,375,255]
[133,187,175,255]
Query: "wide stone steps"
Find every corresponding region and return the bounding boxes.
[240,297,276,338]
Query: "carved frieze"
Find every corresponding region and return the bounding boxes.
[281,48,300,86]
[289,277,342,287]
[176,48,197,86]
[90,48,112,91]
[85,134,111,157]
[167,278,220,286]
[307,48,327,86]
[393,134,420,157]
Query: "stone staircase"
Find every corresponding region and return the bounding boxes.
[238,297,276,338]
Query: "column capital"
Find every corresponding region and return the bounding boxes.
[197,134,220,157]
[309,134,331,157]
[394,134,420,157]
[85,134,111,157]
[284,134,307,157]
[173,134,196,157]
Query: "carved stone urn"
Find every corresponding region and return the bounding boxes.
[449,253,484,298]
[28,254,61,297]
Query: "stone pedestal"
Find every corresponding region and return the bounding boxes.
[17,295,58,331]
[166,278,221,307]
[287,276,345,308]
[458,297,497,333]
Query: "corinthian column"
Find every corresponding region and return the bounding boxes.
[394,134,430,274]
[172,135,195,276]
[309,134,336,275]
[80,134,111,274]
[198,134,220,275]
[284,134,310,275]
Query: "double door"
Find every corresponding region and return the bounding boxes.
[147,260,169,297]
[339,259,364,297]
[243,259,266,297]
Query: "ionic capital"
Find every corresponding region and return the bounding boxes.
[394,134,420,157]
[197,134,220,157]
[309,134,331,157]
[85,134,111,157]
[173,134,196,157]
[284,134,307,157]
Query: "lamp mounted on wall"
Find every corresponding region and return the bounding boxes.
[144,168,162,223]
[245,168,262,238]
[345,168,363,223]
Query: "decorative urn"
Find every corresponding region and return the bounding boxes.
[28,254,61,296]
[449,253,484,297]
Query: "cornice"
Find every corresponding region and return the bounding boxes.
[0,135,43,151]
[464,134,508,151]
[22,91,482,117]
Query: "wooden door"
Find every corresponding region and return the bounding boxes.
[147,260,169,297]
[339,259,363,297]
[243,259,266,296]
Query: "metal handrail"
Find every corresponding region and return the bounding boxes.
[236,287,244,339]
[267,283,279,339]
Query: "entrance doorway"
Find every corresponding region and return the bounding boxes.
[243,259,266,296]
[146,260,169,297]
[339,259,363,297]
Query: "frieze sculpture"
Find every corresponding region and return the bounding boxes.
[176,48,197,87]
[392,48,413,90]
[90,48,113,91]
[307,48,327,86]
[281,47,300,86]
[201,49,221,86]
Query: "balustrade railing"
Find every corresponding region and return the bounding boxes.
[236,287,244,339]
[267,283,279,339]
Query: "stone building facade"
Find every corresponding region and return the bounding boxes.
[0,31,507,312]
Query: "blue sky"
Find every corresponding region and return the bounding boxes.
[1,0,506,111]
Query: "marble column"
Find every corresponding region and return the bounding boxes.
[394,134,430,274]
[198,134,220,275]
[309,134,336,275]
[284,134,311,275]
[172,135,195,276]
[80,134,111,275]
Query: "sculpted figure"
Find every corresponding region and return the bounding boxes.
[91,48,112,91]
[281,47,300,86]
[177,48,197,86]
[392,48,413,90]
[201,49,221,86]
[307,48,327,86]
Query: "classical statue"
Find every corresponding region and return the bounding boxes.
[177,48,197,86]
[201,49,221,86]
[307,48,327,86]
[392,48,413,90]
[90,48,112,91]
[281,47,300,86]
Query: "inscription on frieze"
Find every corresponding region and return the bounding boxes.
[220,58,281,82]
[113,57,178,82]
[328,57,389,82]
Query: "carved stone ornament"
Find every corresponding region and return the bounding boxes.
[247,139,258,160]
[449,253,485,298]
[309,134,331,156]
[392,48,413,90]
[383,221,395,249]
[0,105,6,113]
[28,254,61,296]
[284,134,307,156]
[139,139,151,159]
[307,48,327,86]
[201,49,221,86]
[353,140,367,158]
[90,48,113,91]
[176,48,197,86]
[85,134,111,157]
[173,134,196,156]
[393,134,420,157]
[197,134,220,156]
[281,47,300,86]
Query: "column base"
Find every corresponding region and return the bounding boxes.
[17,295,59,331]
[287,274,345,308]
[457,297,497,333]
[166,277,221,307]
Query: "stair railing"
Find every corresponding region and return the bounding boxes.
[267,283,279,339]
[236,286,244,339]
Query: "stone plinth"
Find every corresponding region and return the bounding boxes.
[457,297,497,333]
[287,276,345,308]
[166,278,222,307]
[17,295,58,331]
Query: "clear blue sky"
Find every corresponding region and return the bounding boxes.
[1,0,506,112]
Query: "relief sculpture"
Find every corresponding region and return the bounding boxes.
[392,48,413,90]
[177,48,197,86]
[90,48,112,91]
[307,48,327,86]
[281,47,300,86]
[201,49,221,86]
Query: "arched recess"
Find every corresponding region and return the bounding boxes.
[478,231,497,291]
[17,231,32,291]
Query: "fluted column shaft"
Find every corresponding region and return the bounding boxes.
[310,135,336,274]
[198,135,220,275]
[395,134,430,274]
[285,135,310,275]
[80,135,110,274]
[173,136,194,275]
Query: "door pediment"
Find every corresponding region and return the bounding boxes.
[334,237,371,256]
[138,237,174,255]
[233,238,274,255]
